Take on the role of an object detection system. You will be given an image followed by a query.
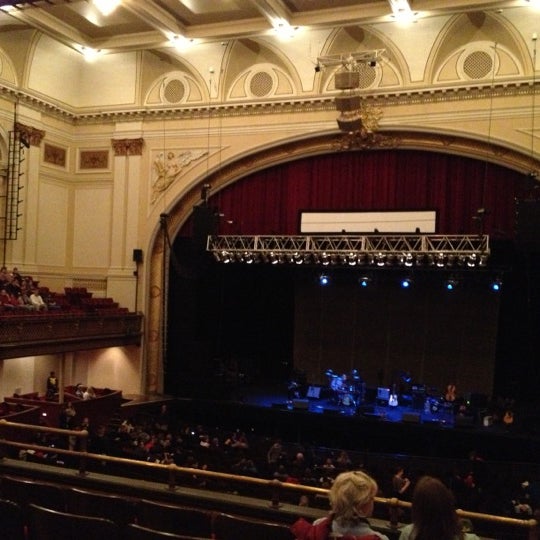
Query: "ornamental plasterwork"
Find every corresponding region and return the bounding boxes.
[14,122,45,146]
[112,138,144,156]
[150,149,208,204]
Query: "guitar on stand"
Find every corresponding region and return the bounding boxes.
[388,384,399,407]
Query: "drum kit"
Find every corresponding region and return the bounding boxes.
[326,369,365,408]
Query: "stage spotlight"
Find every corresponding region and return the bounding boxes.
[400,277,412,289]
[490,277,503,292]
[319,273,330,286]
[321,252,330,266]
[359,276,371,288]
[445,278,458,291]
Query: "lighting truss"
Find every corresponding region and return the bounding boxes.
[207,234,490,268]
[317,49,386,70]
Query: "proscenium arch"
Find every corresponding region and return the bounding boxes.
[143,129,538,396]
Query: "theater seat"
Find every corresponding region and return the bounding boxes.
[27,503,120,540]
[0,498,25,540]
[123,523,211,539]
[65,486,138,528]
[0,475,67,513]
[212,511,293,540]
[136,499,213,538]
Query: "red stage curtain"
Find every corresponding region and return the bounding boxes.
[204,149,529,237]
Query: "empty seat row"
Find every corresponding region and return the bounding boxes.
[0,475,294,540]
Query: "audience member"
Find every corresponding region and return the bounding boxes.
[83,386,96,399]
[291,470,389,539]
[392,465,412,500]
[46,370,59,399]
[398,475,480,540]
[30,287,48,310]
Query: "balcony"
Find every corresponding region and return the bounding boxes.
[0,310,143,360]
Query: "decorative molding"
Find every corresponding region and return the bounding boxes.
[79,149,109,170]
[43,142,67,167]
[15,122,45,146]
[3,80,539,125]
[112,138,144,156]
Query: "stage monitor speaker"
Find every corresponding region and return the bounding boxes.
[455,415,475,428]
[271,403,288,410]
[402,412,421,424]
[293,399,309,410]
[132,249,143,263]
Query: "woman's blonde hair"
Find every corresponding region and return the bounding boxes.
[329,470,378,523]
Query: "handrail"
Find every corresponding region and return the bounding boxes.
[0,419,537,539]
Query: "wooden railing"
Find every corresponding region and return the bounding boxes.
[0,419,538,539]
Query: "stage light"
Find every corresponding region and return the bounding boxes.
[445,278,458,291]
[319,273,330,286]
[359,276,371,287]
[400,277,412,289]
[490,277,503,292]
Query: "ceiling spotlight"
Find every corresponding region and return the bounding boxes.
[319,273,330,286]
[314,64,321,73]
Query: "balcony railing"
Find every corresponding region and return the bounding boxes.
[0,420,537,539]
[0,311,143,360]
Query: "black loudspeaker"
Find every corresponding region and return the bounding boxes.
[516,199,540,251]
[133,249,143,263]
[192,205,219,249]
[292,399,309,410]
[271,403,288,410]
[402,412,421,424]
[455,415,475,428]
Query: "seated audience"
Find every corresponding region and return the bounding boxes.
[398,475,480,540]
[83,386,96,400]
[291,470,389,539]
[29,287,48,310]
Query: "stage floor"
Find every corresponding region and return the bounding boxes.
[239,383,467,428]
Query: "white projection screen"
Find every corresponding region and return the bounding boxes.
[300,210,437,234]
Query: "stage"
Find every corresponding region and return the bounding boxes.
[173,378,540,465]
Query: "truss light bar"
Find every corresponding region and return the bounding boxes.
[207,234,491,269]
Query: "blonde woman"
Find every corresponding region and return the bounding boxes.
[291,470,389,539]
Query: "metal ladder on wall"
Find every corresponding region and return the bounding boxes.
[0,129,25,263]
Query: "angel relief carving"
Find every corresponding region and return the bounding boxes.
[151,149,208,203]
